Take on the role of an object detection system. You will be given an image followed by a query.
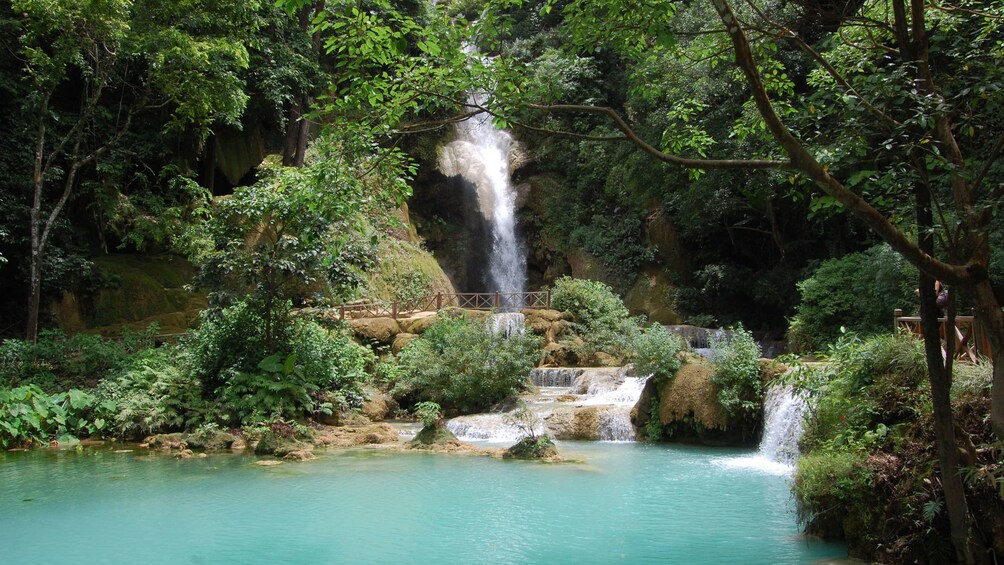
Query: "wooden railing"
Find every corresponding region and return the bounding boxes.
[893,309,992,362]
[335,290,552,320]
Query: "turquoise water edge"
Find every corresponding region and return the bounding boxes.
[0,442,846,564]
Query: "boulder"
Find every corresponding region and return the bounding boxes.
[348,317,401,343]
[282,449,316,462]
[544,406,617,440]
[624,268,681,324]
[140,433,187,450]
[360,387,399,422]
[541,341,579,367]
[184,429,236,451]
[400,313,438,334]
[392,332,419,354]
[313,423,399,447]
[658,361,725,430]
[546,320,572,344]
[503,436,561,461]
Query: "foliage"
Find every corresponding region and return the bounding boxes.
[504,401,543,441]
[413,401,442,428]
[187,302,373,424]
[792,451,873,526]
[96,347,205,439]
[241,416,312,455]
[632,323,683,383]
[0,326,156,391]
[795,332,927,454]
[550,276,638,357]
[0,385,110,449]
[393,314,540,414]
[788,244,918,352]
[710,324,762,427]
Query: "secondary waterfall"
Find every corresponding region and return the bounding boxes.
[446,368,646,442]
[488,312,525,338]
[438,55,526,308]
[758,383,808,465]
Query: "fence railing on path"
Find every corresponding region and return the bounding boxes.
[893,309,992,362]
[336,291,552,321]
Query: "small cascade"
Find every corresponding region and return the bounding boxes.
[596,409,637,442]
[530,368,583,387]
[758,384,808,465]
[580,377,648,406]
[444,368,648,443]
[488,312,525,337]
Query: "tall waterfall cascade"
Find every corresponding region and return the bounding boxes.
[437,51,526,308]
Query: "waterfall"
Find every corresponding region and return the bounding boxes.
[488,312,525,338]
[530,368,583,387]
[446,369,647,443]
[757,384,808,465]
[438,56,526,309]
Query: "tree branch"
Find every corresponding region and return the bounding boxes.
[527,103,792,170]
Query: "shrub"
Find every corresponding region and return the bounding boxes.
[550,276,638,357]
[787,243,917,352]
[413,401,442,427]
[394,315,540,414]
[186,302,374,424]
[632,324,683,383]
[0,326,156,391]
[96,347,205,438]
[710,324,762,426]
[0,385,110,449]
[793,451,874,532]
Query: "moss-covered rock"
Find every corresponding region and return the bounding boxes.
[184,429,236,451]
[360,386,399,422]
[391,332,419,354]
[624,268,680,324]
[504,435,560,460]
[348,317,402,343]
[409,420,459,447]
[51,254,207,336]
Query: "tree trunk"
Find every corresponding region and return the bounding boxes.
[970,280,1004,439]
[294,103,309,167]
[916,184,984,564]
[282,102,302,166]
[26,242,41,343]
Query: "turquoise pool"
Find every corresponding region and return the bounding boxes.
[0,442,846,564]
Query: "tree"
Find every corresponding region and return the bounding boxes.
[11,0,259,341]
[461,0,1002,561]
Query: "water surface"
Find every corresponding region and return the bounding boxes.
[0,442,845,564]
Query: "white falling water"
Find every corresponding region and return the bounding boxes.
[488,312,525,338]
[715,383,808,475]
[757,384,808,466]
[529,368,583,387]
[446,369,647,443]
[438,75,526,308]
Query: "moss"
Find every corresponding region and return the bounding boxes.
[53,254,207,336]
[409,420,459,446]
[364,238,456,301]
[504,436,559,460]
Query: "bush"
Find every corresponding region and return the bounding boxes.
[393,315,540,414]
[798,332,927,453]
[788,243,917,352]
[187,302,374,424]
[793,451,874,533]
[96,347,205,439]
[550,276,638,357]
[710,324,762,426]
[632,324,683,383]
[413,401,442,427]
[0,326,156,391]
[0,385,110,449]
[186,301,375,425]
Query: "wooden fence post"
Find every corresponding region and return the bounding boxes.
[392,301,398,319]
[546,289,551,309]
[436,293,442,310]
[893,308,902,331]
[494,292,500,309]
[340,305,345,321]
